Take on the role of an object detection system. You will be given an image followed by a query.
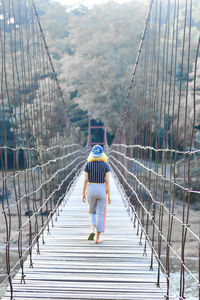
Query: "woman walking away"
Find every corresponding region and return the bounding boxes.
[82,145,111,244]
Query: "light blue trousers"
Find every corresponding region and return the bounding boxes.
[87,183,106,232]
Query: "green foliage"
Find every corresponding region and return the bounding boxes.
[28,1,148,141]
[58,2,148,138]
[1,0,200,148]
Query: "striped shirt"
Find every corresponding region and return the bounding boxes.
[84,161,110,183]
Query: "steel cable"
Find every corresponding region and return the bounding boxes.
[110,0,200,298]
[0,0,87,298]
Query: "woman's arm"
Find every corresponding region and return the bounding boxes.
[82,172,88,202]
[105,172,111,204]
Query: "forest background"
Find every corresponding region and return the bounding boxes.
[0,0,151,148]
[1,0,200,145]
[36,0,151,145]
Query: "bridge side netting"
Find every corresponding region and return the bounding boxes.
[110,0,200,299]
[0,0,86,297]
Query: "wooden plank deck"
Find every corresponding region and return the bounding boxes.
[3,173,169,299]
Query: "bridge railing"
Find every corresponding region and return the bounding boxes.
[0,0,87,298]
[0,144,86,292]
[110,0,200,299]
[109,144,199,299]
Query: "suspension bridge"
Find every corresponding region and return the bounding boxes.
[0,0,199,299]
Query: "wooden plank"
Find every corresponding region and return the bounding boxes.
[2,173,173,299]
[3,293,165,299]
[5,286,165,294]
[12,274,165,283]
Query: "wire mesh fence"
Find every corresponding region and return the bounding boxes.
[0,0,86,298]
[110,0,200,299]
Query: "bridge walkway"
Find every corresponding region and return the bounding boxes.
[3,173,168,300]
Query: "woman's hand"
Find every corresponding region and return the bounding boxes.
[82,194,87,203]
[105,173,111,204]
[82,172,88,203]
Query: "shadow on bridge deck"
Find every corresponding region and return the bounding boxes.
[3,173,171,300]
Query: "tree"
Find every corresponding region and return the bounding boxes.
[58,2,148,139]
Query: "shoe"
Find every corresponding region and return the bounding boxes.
[88,232,95,240]
[95,240,103,244]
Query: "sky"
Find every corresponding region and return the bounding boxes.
[54,0,149,10]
